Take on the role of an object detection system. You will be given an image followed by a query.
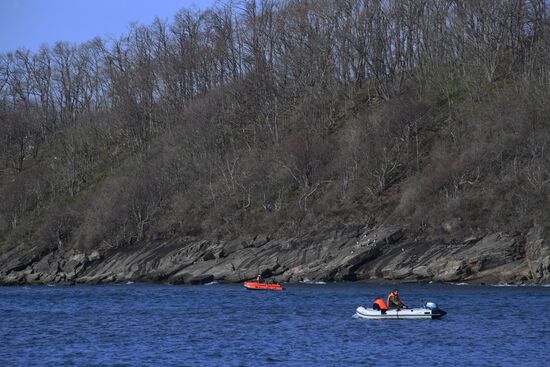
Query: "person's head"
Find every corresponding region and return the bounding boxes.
[393,289,398,294]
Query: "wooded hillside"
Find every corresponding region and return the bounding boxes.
[1,0,549,257]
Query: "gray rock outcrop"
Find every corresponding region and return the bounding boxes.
[1,223,549,286]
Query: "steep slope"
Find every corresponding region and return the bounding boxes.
[1,1,550,285]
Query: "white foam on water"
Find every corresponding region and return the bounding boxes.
[126,281,134,285]
[300,278,326,284]
[451,282,469,286]
[492,282,518,287]
[204,281,218,286]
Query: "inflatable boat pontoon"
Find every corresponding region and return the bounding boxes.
[356,302,447,320]
[243,281,284,291]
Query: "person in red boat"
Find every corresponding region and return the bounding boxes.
[256,274,262,283]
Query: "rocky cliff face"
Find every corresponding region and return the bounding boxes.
[1,224,549,286]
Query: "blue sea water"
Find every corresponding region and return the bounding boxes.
[0,282,549,366]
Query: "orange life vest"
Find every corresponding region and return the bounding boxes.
[373,298,387,311]
[387,291,400,306]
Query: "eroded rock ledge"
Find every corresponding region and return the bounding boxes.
[1,225,549,286]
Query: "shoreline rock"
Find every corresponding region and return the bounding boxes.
[1,225,548,286]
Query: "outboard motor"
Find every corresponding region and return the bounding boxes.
[425,301,447,318]
[425,302,438,309]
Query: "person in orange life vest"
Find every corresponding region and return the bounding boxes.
[372,298,387,312]
[387,289,406,309]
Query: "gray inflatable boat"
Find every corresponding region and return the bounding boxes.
[356,302,447,320]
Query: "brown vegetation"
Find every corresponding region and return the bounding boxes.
[1,0,549,255]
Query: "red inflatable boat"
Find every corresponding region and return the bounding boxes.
[243,281,284,291]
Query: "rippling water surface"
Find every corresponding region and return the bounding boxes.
[1,282,548,366]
